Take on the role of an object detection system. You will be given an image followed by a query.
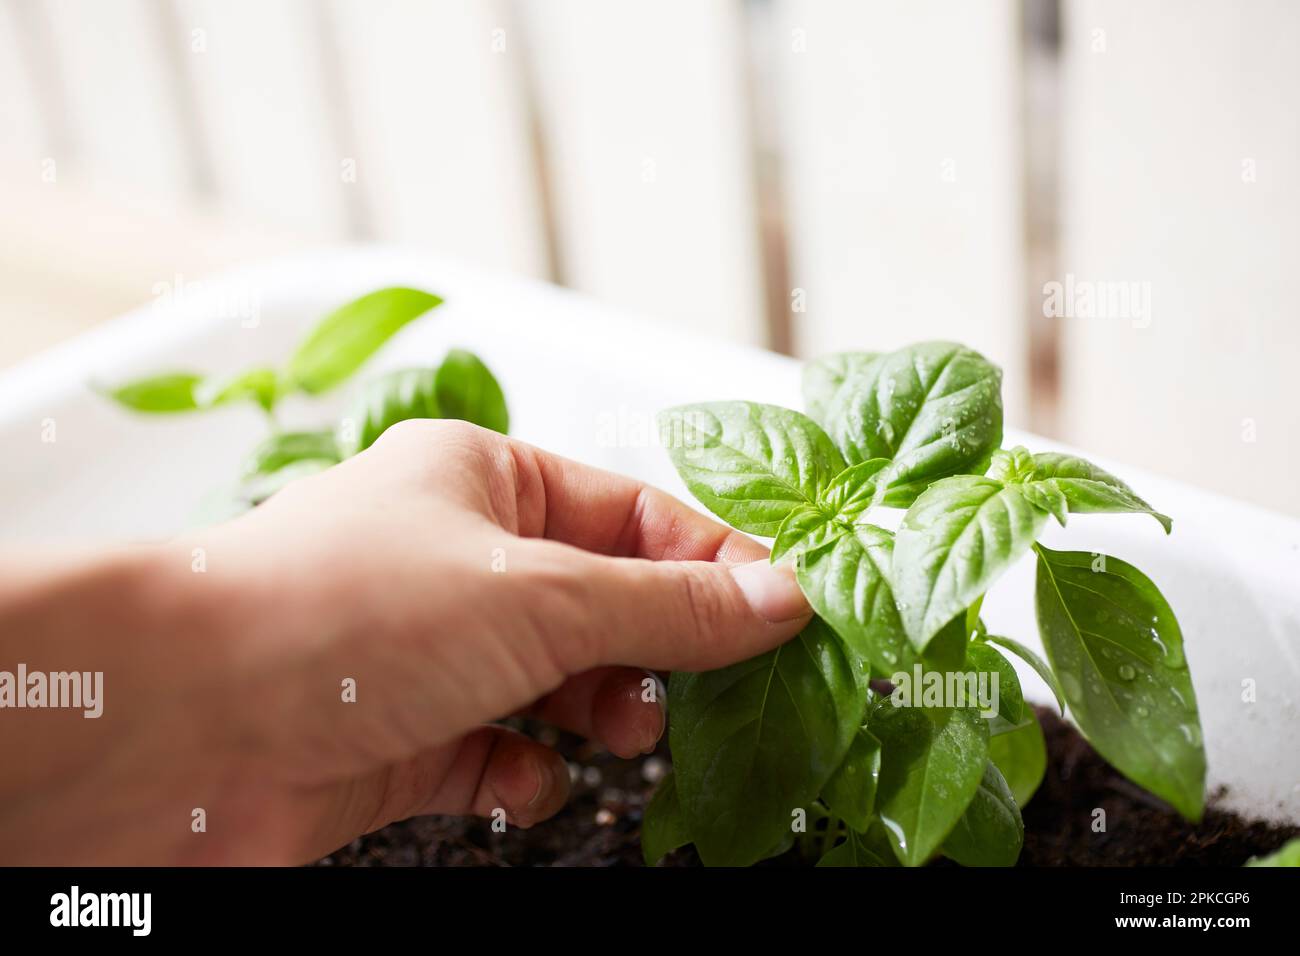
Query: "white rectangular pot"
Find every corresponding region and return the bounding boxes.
[2,248,1297,824]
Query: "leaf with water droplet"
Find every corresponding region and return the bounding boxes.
[770,505,849,564]
[815,342,1004,506]
[942,761,1023,867]
[802,352,881,429]
[668,618,861,866]
[1034,545,1205,820]
[870,700,988,866]
[894,477,1047,651]
[794,524,919,678]
[982,633,1066,715]
[989,714,1047,807]
[966,642,1026,733]
[1028,452,1171,533]
[1021,478,1069,527]
[658,402,846,536]
[821,726,883,833]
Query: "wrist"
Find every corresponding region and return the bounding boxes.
[0,543,265,862]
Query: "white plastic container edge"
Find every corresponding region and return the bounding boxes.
[1,248,1296,825]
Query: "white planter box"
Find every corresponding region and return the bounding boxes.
[2,248,1297,825]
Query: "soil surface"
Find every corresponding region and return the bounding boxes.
[317,708,1297,867]
[1020,707,1297,865]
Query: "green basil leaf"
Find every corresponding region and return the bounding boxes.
[820,458,890,522]
[941,761,1023,867]
[286,287,443,394]
[772,506,848,563]
[1029,452,1171,533]
[641,772,691,865]
[669,617,861,867]
[820,341,1004,506]
[816,822,898,867]
[1020,478,1068,527]
[894,476,1048,651]
[821,726,882,833]
[1246,838,1300,867]
[771,459,891,562]
[982,633,1066,715]
[335,367,440,458]
[761,832,797,861]
[922,613,970,673]
[802,352,880,430]
[966,642,1025,734]
[100,372,202,413]
[795,525,917,677]
[434,348,509,434]
[989,714,1047,807]
[986,446,1036,483]
[242,430,340,479]
[194,367,281,413]
[888,660,1007,718]
[1034,545,1205,820]
[658,402,846,536]
[870,700,989,866]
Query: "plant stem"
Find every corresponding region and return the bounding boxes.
[965,593,985,640]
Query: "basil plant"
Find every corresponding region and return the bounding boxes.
[646,342,1203,867]
[101,287,508,518]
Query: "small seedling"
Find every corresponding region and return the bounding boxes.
[648,341,1204,867]
[99,287,508,518]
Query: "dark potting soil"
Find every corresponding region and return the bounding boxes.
[317,707,1297,868]
[1020,707,1297,865]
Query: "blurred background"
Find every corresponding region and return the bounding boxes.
[0,0,1296,514]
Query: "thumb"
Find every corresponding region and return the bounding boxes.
[572,555,812,672]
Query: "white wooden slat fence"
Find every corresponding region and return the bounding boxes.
[328,0,549,275]
[1058,0,1300,513]
[1,0,1297,515]
[518,0,767,343]
[42,0,191,203]
[172,0,350,236]
[776,0,1027,418]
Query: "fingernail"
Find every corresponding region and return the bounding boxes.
[640,674,667,755]
[651,674,668,718]
[730,559,810,623]
[528,756,554,808]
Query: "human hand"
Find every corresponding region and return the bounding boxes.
[0,420,810,864]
